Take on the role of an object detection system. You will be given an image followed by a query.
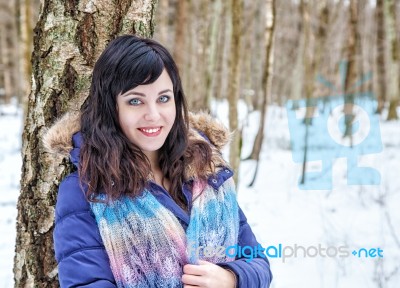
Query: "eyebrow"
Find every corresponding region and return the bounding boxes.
[122,89,173,97]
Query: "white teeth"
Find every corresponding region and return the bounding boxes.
[141,128,160,133]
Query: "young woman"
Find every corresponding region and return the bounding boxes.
[44,35,272,288]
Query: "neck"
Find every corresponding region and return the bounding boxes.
[143,150,164,185]
[143,150,159,171]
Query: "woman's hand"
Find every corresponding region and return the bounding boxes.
[182,260,236,288]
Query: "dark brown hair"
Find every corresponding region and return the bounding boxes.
[79,35,207,208]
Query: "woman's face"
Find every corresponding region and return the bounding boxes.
[117,69,176,159]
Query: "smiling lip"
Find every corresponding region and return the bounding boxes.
[138,127,162,137]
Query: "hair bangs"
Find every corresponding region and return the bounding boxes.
[119,50,165,95]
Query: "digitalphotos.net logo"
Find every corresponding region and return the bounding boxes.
[286,61,383,190]
[187,242,384,263]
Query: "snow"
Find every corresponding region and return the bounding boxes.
[231,102,400,288]
[1,99,399,287]
[0,102,23,288]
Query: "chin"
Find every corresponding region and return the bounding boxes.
[143,147,161,152]
[141,143,164,152]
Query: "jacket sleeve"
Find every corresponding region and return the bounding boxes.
[54,172,116,288]
[217,206,273,288]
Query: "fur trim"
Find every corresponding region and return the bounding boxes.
[42,111,80,157]
[42,111,231,178]
[188,112,231,150]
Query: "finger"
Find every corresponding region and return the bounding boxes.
[182,274,204,286]
[198,260,212,265]
[183,264,205,276]
[183,285,201,288]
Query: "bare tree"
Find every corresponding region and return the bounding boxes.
[247,0,276,188]
[155,0,170,45]
[376,0,387,114]
[299,0,315,185]
[13,0,157,286]
[251,0,268,108]
[205,0,223,111]
[173,0,188,73]
[342,0,359,144]
[289,0,306,104]
[188,0,211,111]
[215,0,230,103]
[386,0,399,120]
[0,0,19,104]
[15,0,41,110]
[228,0,243,184]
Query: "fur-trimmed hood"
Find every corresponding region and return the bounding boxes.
[43,111,231,179]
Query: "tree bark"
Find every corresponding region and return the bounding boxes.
[189,0,211,112]
[0,25,12,104]
[0,0,19,104]
[205,0,223,111]
[228,0,243,185]
[376,0,387,114]
[215,0,229,103]
[290,0,305,103]
[173,0,188,73]
[13,1,157,287]
[386,0,399,120]
[241,0,256,109]
[156,0,169,45]
[251,0,266,109]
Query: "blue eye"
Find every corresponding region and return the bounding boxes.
[159,95,170,103]
[129,98,142,106]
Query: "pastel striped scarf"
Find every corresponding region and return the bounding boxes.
[90,177,239,288]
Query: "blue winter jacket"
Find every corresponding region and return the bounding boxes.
[49,113,272,288]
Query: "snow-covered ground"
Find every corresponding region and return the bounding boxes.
[0,99,399,287]
[231,101,400,288]
[0,102,23,288]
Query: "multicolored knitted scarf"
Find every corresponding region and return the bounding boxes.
[90,177,239,288]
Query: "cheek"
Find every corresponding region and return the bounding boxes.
[168,104,177,122]
[171,110,177,121]
[168,111,177,126]
[117,112,126,128]
[118,109,135,133]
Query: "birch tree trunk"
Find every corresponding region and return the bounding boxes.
[13,1,157,287]
[247,0,275,162]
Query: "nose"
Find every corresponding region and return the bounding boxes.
[144,103,161,122]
